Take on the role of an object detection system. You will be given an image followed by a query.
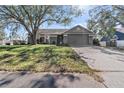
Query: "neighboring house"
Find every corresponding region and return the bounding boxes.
[100,36,110,47]
[28,25,95,47]
[0,39,26,45]
[115,28,124,48]
[0,40,13,45]
[100,27,124,48]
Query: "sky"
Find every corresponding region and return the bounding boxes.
[5,5,93,39]
[42,6,92,29]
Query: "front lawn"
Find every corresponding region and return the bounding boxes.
[0,45,92,73]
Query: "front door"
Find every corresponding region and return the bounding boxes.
[57,35,63,45]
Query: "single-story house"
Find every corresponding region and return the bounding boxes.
[28,25,95,47]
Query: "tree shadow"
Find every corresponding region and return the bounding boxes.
[0,79,13,87]
[0,54,15,65]
[59,73,80,82]
[17,51,29,61]
[31,47,43,53]
[31,73,80,88]
[92,46,124,56]
[31,74,56,88]
[0,54,14,61]
[0,72,80,88]
[0,59,13,65]
[0,71,28,87]
[0,46,24,51]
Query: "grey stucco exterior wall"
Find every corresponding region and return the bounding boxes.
[50,37,57,44]
[89,36,93,45]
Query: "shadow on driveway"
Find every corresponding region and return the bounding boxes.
[92,46,124,56]
[0,72,80,88]
[0,71,29,87]
[30,73,80,88]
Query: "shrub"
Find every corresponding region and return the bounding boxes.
[93,38,100,46]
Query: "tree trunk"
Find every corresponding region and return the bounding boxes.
[29,31,37,45]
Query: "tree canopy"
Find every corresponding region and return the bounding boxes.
[0,5,82,44]
[87,5,124,39]
[0,23,5,40]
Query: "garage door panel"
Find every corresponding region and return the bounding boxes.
[67,34,88,46]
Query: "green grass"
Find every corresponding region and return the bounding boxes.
[0,44,93,73]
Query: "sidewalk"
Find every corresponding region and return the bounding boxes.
[0,71,104,88]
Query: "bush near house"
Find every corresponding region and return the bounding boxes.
[0,45,93,73]
[93,38,100,46]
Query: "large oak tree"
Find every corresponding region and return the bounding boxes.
[0,23,5,40]
[0,5,82,44]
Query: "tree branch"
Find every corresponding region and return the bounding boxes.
[36,6,50,28]
[21,6,34,30]
[39,18,59,27]
[114,6,124,11]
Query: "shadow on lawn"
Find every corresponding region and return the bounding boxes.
[18,51,29,61]
[0,46,24,51]
[0,54,14,61]
[0,54,15,65]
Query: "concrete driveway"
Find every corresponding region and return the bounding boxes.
[73,46,124,88]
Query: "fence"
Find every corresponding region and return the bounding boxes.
[116,40,124,48]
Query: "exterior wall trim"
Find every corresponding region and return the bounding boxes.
[64,33,94,35]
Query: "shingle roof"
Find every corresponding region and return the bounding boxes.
[64,25,94,34]
[116,28,124,34]
[115,31,124,40]
[38,29,68,35]
[37,25,93,35]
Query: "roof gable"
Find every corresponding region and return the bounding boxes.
[115,31,124,40]
[64,25,94,34]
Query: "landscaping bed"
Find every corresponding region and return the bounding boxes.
[0,45,93,73]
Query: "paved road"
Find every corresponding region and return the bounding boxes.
[73,46,124,88]
[0,71,104,88]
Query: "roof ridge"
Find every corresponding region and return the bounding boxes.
[63,25,94,34]
[39,28,69,30]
